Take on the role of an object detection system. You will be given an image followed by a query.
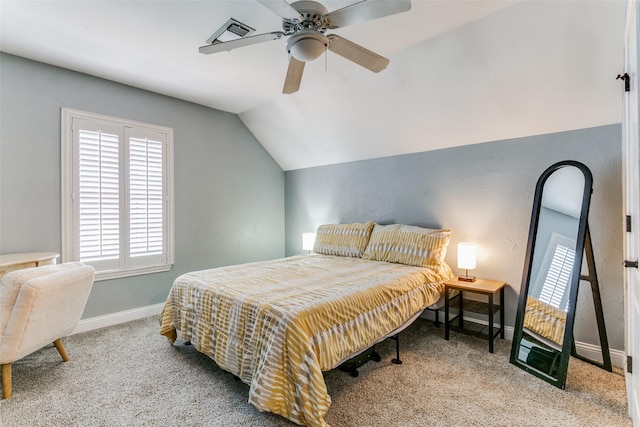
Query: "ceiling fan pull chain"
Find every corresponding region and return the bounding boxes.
[325,47,328,72]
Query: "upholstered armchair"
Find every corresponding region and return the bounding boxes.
[0,262,95,399]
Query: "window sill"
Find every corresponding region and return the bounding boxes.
[94,264,173,281]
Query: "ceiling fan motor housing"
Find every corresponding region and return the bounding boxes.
[283,1,329,33]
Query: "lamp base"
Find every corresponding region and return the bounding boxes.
[458,275,476,282]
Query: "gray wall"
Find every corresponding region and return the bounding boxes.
[0,53,285,318]
[285,125,624,350]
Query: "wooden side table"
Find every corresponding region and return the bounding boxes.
[0,252,59,279]
[444,277,507,353]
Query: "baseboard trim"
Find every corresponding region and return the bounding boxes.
[574,341,626,370]
[72,303,164,335]
[421,309,625,368]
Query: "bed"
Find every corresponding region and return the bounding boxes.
[159,222,453,427]
[523,295,567,348]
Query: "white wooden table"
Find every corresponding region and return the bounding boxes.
[0,252,59,279]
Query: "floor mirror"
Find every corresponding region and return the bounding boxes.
[510,160,612,389]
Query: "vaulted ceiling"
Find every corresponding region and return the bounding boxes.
[0,1,626,170]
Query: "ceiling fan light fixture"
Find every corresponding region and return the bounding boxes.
[286,31,328,62]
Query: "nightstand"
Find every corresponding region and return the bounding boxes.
[444,277,507,353]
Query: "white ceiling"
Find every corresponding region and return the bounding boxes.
[0,0,626,171]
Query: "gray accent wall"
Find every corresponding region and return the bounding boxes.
[0,53,285,318]
[285,125,624,351]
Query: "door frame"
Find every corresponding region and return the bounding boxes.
[623,1,640,424]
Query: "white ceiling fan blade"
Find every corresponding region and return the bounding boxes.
[327,34,389,73]
[283,57,305,94]
[257,0,301,20]
[199,32,284,54]
[323,0,411,29]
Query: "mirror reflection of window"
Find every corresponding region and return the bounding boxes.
[539,243,575,311]
[529,232,576,311]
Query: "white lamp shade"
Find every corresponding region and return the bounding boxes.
[457,243,477,270]
[302,232,316,251]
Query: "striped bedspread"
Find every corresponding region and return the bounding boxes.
[159,254,448,427]
[523,295,567,347]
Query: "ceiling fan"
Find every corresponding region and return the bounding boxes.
[199,0,411,94]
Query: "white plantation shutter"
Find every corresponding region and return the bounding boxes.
[126,128,166,267]
[129,137,163,255]
[539,244,575,311]
[62,109,174,279]
[78,128,120,261]
[72,119,122,272]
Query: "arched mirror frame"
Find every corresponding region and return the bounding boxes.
[510,160,595,389]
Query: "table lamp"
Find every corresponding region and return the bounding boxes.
[457,242,476,282]
[302,232,316,253]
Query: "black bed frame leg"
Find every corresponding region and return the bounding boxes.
[339,345,382,377]
[390,334,402,365]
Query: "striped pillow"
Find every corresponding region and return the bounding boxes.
[313,221,375,257]
[362,223,452,268]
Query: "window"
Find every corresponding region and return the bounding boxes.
[531,232,576,311]
[62,109,174,280]
[538,243,575,311]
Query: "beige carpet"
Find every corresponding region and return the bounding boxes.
[0,316,631,426]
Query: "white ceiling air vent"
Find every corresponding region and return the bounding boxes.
[206,18,255,45]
